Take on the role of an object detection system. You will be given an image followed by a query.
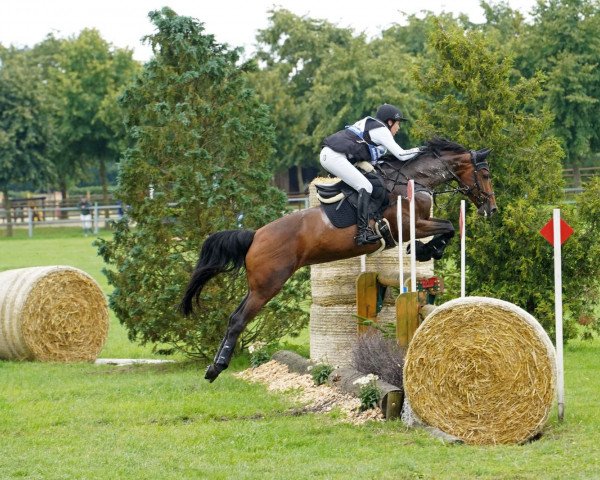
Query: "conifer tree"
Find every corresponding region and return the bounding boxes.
[98,8,308,358]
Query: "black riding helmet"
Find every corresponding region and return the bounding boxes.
[375,103,408,126]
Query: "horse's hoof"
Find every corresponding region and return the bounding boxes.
[204,364,219,383]
[204,362,228,382]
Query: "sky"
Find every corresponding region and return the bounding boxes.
[1,0,539,62]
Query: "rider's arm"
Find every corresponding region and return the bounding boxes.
[369,126,420,161]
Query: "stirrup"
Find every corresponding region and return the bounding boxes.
[355,228,382,246]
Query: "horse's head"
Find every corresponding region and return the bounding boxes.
[456,148,498,217]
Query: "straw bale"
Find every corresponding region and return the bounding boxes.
[403,296,556,445]
[309,304,357,366]
[310,304,397,366]
[0,266,109,362]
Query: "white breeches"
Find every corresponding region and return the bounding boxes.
[319,147,373,194]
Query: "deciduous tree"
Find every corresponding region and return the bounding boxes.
[0,47,55,236]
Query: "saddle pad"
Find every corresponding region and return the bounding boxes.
[322,200,357,228]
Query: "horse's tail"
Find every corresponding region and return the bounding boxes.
[180,229,255,316]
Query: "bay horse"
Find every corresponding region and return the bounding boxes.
[181,138,497,381]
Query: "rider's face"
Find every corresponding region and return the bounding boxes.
[390,120,401,136]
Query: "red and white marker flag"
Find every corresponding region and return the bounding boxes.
[540,209,573,422]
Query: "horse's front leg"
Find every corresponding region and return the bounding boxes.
[410,218,456,261]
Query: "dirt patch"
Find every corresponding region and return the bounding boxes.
[235,360,384,425]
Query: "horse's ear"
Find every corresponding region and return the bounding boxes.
[477,148,492,160]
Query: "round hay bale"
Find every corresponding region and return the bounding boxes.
[0,266,109,362]
[403,296,556,445]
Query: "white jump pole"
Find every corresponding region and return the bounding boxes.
[360,254,366,273]
[553,208,565,421]
[460,200,466,297]
[408,180,417,292]
[397,195,404,292]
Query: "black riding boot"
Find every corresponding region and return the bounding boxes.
[355,188,382,246]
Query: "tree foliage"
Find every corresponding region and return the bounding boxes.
[0,47,55,235]
[250,9,357,173]
[251,9,426,181]
[32,30,140,202]
[517,0,600,168]
[414,22,600,340]
[97,8,308,359]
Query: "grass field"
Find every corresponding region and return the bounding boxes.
[1,227,600,479]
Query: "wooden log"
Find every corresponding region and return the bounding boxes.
[356,272,379,334]
[329,366,403,419]
[272,350,313,375]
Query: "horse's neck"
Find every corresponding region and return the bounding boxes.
[399,156,456,190]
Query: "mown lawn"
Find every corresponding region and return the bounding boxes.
[1,227,599,479]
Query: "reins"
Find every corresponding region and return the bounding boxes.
[373,148,494,210]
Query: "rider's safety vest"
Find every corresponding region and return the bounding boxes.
[323,116,388,164]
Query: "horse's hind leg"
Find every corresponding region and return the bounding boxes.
[205,272,291,382]
[206,293,249,379]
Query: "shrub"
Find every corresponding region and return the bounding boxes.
[351,331,405,388]
[309,363,334,386]
[353,374,382,411]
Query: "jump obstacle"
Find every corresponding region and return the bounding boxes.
[308,182,558,444]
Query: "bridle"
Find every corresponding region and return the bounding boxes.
[455,150,495,207]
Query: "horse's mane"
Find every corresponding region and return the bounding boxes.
[378,137,468,166]
[420,137,468,155]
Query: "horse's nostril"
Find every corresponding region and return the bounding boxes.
[490,207,498,215]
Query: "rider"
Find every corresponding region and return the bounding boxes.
[320,103,421,246]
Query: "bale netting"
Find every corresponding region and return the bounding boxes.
[0,266,109,362]
[403,296,557,445]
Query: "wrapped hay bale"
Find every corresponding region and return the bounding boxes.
[311,258,362,306]
[310,304,357,366]
[310,304,397,366]
[0,266,109,362]
[403,296,556,445]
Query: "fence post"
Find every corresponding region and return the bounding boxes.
[94,203,99,234]
[28,207,33,238]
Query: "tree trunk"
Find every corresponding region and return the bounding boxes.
[295,165,305,193]
[572,165,581,188]
[60,180,69,219]
[99,157,110,219]
[274,169,290,193]
[2,186,13,237]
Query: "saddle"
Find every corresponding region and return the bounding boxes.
[314,167,396,250]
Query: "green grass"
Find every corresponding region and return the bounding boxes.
[2,227,600,479]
